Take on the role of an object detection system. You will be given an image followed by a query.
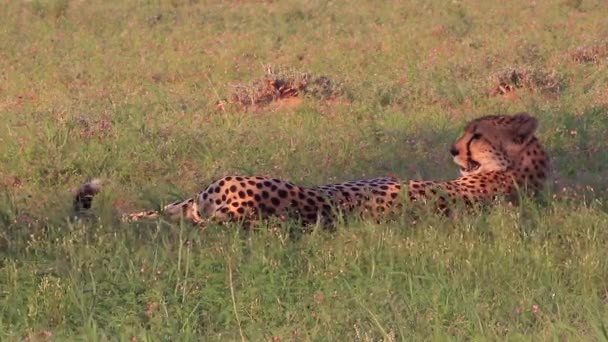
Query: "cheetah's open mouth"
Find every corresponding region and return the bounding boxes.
[461,160,480,174]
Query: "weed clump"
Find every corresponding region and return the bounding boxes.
[488,66,565,97]
[230,65,342,109]
[30,0,69,19]
[72,115,113,139]
[570,41,608,64]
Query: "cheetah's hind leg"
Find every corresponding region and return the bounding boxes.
[122,197,206,226]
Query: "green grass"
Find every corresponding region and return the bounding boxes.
[1,0,608,339]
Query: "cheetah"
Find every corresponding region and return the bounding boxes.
[73,112,548,226]
[74,176,404,226]
[407,112,548,212]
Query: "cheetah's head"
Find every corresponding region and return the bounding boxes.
[450,113,538,176]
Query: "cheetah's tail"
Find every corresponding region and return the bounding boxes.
[73,178,103,212]
[73,179,205,225]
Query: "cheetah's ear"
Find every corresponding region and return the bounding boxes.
[511,112,538,142]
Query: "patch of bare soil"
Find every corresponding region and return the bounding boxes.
[229,65,342,111]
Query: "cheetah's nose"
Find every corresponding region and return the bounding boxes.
[450,146,459,156]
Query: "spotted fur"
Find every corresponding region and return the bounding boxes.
[408,112,549,212]
[74,113,549,226]
[120,176,403,226]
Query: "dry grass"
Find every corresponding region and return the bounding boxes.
[229,65,342,109]
[488,66,565,97]
[571,41,608,65]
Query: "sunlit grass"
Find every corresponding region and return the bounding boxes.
[1,0,608,339]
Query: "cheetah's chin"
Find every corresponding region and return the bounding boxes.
[460,160,480,175]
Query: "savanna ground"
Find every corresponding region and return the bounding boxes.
[1,0,608,340]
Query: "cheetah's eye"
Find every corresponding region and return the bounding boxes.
[472,133,482,140]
